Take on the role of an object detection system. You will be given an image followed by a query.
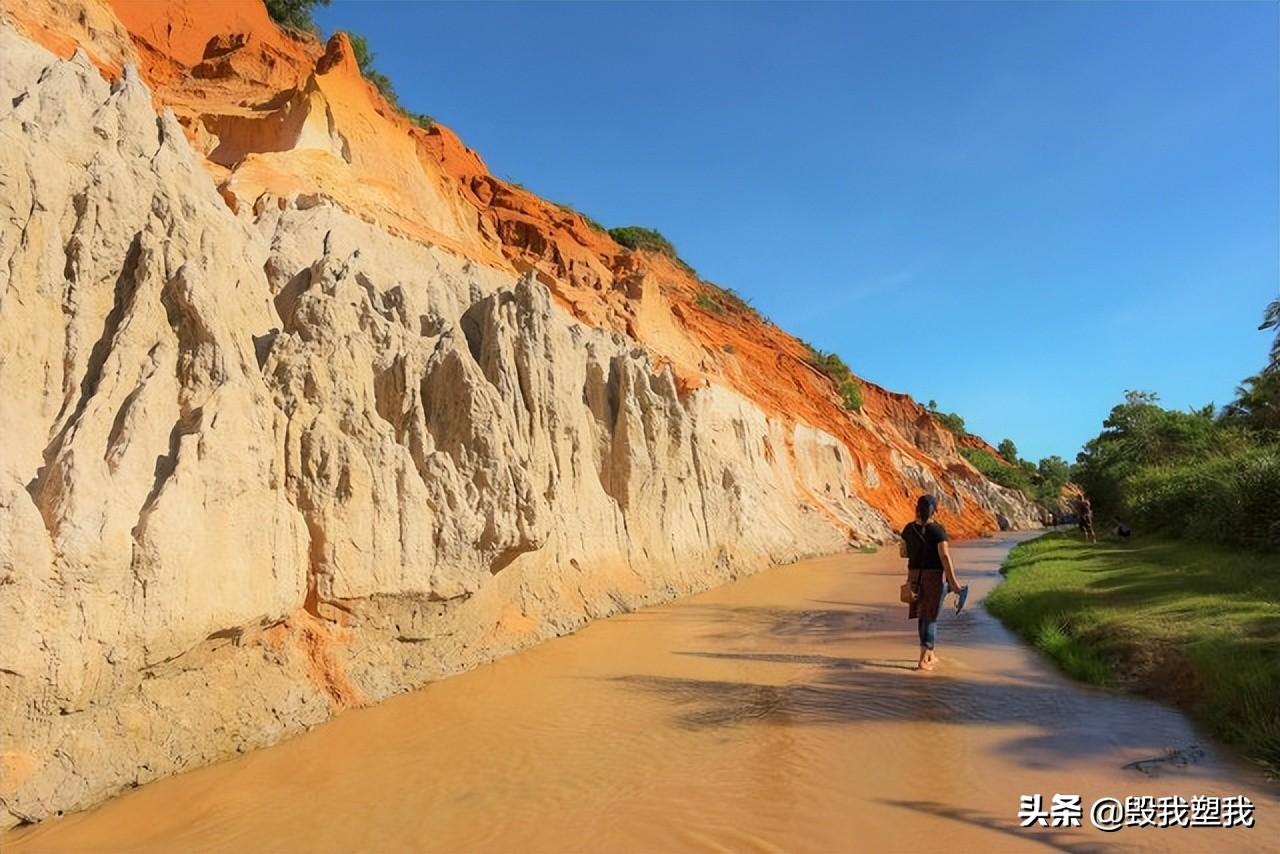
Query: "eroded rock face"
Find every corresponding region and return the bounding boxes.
[0,31,923,826]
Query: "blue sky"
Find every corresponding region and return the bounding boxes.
[315,1,1278,462]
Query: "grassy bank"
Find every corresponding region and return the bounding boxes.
[986,532,1280,774]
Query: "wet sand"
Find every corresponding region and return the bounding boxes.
[8,533,1276,852]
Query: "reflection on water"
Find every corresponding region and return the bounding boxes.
[8,535,1276,853]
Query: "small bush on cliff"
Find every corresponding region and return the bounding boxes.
[608,226,697,275]
[934,410,967,436]
[266,0,330,34]
[839,378,863,412]
[803,345,851,383]
[609,226,677,256]
[799,344,862,411]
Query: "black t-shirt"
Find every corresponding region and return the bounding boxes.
[901,521,948,570]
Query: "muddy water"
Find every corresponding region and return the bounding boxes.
[9,534,1276,852]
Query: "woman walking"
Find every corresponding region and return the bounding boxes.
[900,494,965,671]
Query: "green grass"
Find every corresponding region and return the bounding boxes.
[694,292,723,315]
[987,532,1280,774]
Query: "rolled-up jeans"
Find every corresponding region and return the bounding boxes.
[919,608,938,649]
[911,569,945,650]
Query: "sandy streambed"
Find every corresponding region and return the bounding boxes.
[8,533,1275,852]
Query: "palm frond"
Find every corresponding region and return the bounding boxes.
[1263,299,1280,374]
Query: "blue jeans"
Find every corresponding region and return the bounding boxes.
[918,610,938,650]
[918,577,948,650]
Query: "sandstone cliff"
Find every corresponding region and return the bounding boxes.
[0,0,1041,827]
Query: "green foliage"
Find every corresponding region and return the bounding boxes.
[838,378,863,412]
[922,398,967,436]
[1074,390,1212,512]
[1262,297,1279,373]
[1125,449,1280,550]
[961,447,1033,494]
[987,534,1280,773]
[797,343,862,412]
[609,226,676,255]
[1074,389,1279,551]
[348,32,375,74]
[1035,455,1072,508]
[607,226,697,274]
[410,113,436,131]
[1221,371,1280,432]
[607,226,696,275]
[934,410,967,436]
[997,438,1018,463]
[265,0,330,34]
[348,33,400,108]
[961,447,1073,511]
[803,345,851,383]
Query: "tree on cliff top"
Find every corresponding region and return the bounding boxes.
[265,0,330,34]
[997,438,1018,464]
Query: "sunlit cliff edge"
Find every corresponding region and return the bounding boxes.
[0,0,1040,826]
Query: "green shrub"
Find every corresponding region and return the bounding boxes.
[803,345,850,383]
[1125,449,1280,550]
[934,411,967,436]
[608,226,697,275]
[608,226,677,256]
[265,0,330,34]
[961,447,1033,495]
[797,344,862,412]
[839,378,863,412]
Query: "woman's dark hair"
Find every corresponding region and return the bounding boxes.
[916,494,938,523]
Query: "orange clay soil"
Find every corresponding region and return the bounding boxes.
[11,0,1010,538]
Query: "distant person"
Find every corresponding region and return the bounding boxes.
[1077,496,1096,543]
[898,494,967,672]
[1115,518,1131,540]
